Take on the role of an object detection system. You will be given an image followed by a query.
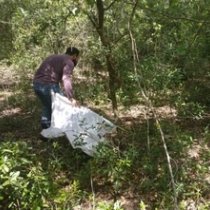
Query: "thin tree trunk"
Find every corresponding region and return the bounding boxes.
[106,53,118,113]
[87,0,118,114]
[127,1,178,208]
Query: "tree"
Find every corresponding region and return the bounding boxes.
[77,0,142,114]
[0,1,15,59]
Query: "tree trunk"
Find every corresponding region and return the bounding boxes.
[106,53,118,113]
[88,0,118,114]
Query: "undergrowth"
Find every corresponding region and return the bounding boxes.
[0,83,210,209]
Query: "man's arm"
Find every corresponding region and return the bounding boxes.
[62,63,74,99]
[62,63,79,106]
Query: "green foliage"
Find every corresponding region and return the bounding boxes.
[53,180,83,209]
[0,140,54,209]
[176,101,206,119]
[0,137,90,209]
[92,143,133,194]
[11,0,69,66]
[0,1,14,59]
[97,200,124,210]
[139,200,148,210]
[1,0,210,109]
[1,0,210,209]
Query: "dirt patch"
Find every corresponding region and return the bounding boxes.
[0,63,18,88]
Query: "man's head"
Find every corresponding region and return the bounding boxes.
[65,47,80,66]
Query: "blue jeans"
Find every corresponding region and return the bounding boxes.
[33,82,62,129]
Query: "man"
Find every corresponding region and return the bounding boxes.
[33,47,80,129]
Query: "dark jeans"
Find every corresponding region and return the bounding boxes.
[33,82,62,129]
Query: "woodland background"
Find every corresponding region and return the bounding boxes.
[1,0,210,209]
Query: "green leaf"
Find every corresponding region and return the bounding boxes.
[10,171,20,181]
[2,164,9,173]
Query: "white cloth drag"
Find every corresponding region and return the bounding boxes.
[41,93,116,156]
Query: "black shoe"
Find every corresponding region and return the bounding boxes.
[41,122,51,129]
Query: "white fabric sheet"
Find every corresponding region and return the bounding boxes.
[41,93,116,156]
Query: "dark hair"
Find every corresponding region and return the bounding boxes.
[65,47,80,56]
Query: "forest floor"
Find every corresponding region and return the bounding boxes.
[1,64,210,210]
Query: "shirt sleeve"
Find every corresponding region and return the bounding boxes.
[62,61,74,99]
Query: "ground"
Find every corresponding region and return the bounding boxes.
[1,64,210,210]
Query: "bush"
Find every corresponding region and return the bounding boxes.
[0,140,55,209]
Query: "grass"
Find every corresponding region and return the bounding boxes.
[0,68,210,209]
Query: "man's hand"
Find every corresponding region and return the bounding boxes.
[69,98,80,107]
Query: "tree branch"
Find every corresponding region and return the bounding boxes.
[113,0,139,44]
[104,0,118,11]
[129,0,139,24]
[127,3,178,208]
[0,20,12,25]
[87,13,98,29]
[147,8,210,24]
[96,0,104,30]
